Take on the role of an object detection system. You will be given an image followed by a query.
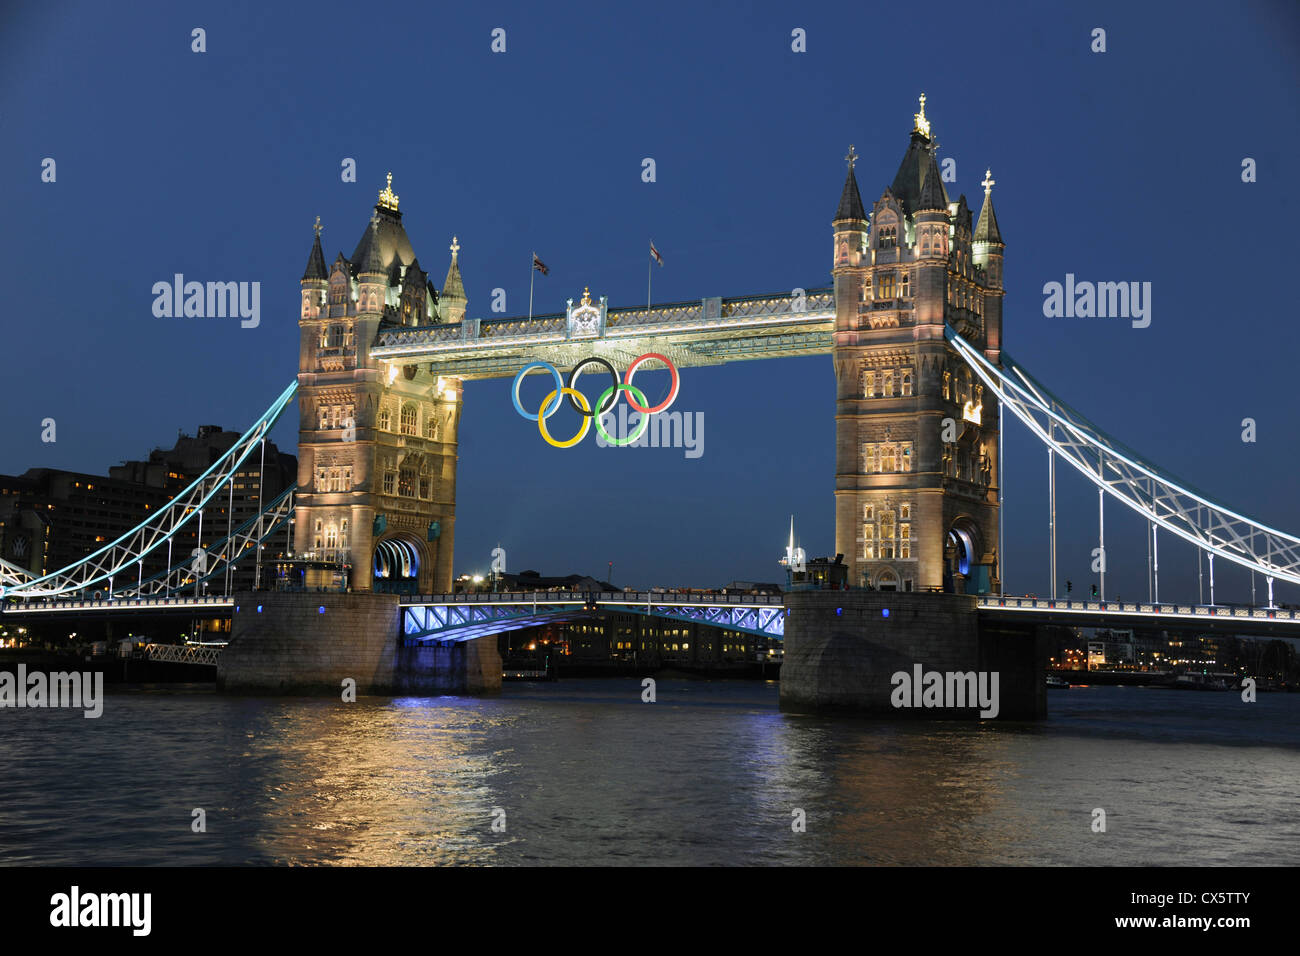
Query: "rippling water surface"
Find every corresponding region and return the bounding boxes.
[1,681,1296,865]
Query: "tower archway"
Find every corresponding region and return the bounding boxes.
[373,533,425,595]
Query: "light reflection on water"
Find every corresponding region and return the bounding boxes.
[0,680,1296,865]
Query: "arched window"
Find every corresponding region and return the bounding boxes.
[340,519,349,549]
[400,404,417,436]
[862,523,874,561]
[879,511,896,559]
[398,467,416,497]
[901,369,913,397]
[325,523,338,549]
[313,519,323,550]
[424,417,438,440]
[378,409,391,431]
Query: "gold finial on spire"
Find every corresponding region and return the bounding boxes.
[449,235,460,263]
[845,144,858,170]
[913,92,931,138]
[981,168,995,196]
[377,171,400,211]
[581,286,592,306]
[313,215,322,237]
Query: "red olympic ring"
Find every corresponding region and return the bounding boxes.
[623,353,680,414]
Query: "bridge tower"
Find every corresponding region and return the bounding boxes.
[294,176,463,594]
[832,96,1004,594]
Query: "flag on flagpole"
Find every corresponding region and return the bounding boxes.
[532,253,549,276]
[649,240,664,267]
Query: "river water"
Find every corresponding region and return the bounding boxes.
[0,681,1296,866]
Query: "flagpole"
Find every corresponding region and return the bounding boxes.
[529,251,535,320]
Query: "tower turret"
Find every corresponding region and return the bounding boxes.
[973,169,1005,357]
[441,236,468,325]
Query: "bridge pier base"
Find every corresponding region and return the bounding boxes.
[779,591,1047,719]
[217,592,500,696]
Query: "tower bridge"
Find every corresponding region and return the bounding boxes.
[3,96,1297,715]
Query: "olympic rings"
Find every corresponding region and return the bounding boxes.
[538,388,592,448]
[566,356,620,417]
[512,361,565,420]
[624,353,679,414]
[593,384,650,446]
[511,353,681,448]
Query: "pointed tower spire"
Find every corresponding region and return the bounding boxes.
[302,215,328,281]
[917,146,950,212]
[441,235,468,324]
[973,169,1003,244]
[835,145,867,222]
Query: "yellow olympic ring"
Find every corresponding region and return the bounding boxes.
[537,388,591,448]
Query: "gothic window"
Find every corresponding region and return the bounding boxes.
[863,524,874,561]
[315,468,327,491]
[901,442,913,472]
[877,222,897,249]
[959,369,971,404]
[900,523,912,560]
[877,272,897,300]
[900,503,911,520]
[862,369,874,398]
[882,369,894,397]
[424,417,438,440]
[378,409,391,431]
[901,369,913,397]
[880,444,895,473]
[328,325,343,348]
[838,240,848,263]
[325,523,338,550]
[419,477,431,499]
[398,467,416,497]
[343,325,354,347]
[901,271,910,298]
[943,370,951,401]
[313,519,323,550]
[340,519,349,549]
[400,404,418,436]
[383,472,396,495]
[879,511,896,559]
[318,406,329,429]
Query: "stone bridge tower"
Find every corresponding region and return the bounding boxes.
[832,96,1005,594]
[295,175,463,594]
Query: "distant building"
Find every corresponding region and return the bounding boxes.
[457,568,618,593]
[722,580,784,595]
[0,425,295,594]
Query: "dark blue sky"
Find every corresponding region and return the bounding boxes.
[2,0,1297,602]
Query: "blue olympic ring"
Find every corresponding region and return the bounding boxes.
[511,361,565,420]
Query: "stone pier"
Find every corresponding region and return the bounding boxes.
[217,591,500,696]
[779,590,1047,719]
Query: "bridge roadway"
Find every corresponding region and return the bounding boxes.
[5,591,1299,640]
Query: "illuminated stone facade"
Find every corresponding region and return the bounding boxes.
[295,179,464,593]
[832,98,1005,593]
